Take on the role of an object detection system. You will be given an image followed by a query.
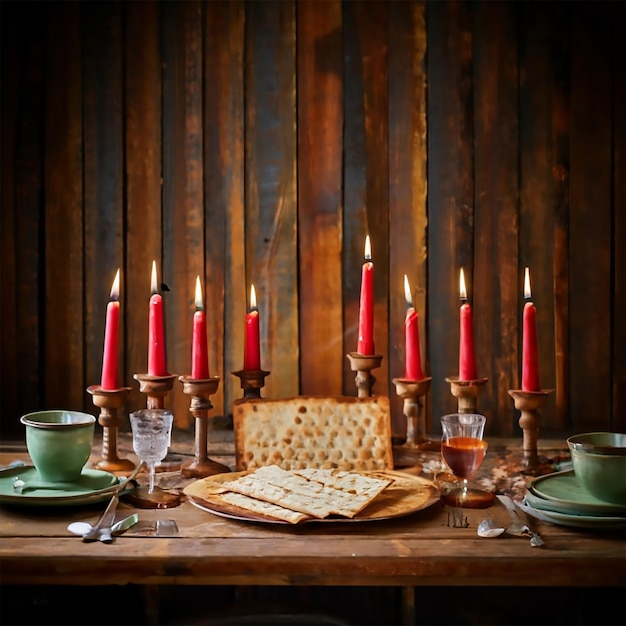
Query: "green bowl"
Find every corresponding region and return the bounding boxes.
[567,432,626,505]
[20,410,96,483]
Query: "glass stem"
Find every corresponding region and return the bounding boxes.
[148,463,156,494]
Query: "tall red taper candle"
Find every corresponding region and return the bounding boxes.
[191,275,210,379]
[357,235,375,355]
[148,260,168,376]
[404,274,424,380]
[244,284,261,370]
[522,267,540,391]
[101,269,121,390]
[459,268,477,380]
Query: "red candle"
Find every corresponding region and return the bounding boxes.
[191,275,210,379]
[458,268,477,380]
[148,260,168,376]
[522,267,540,391]
[403,275,425,380]
[357,235,375,355]
[244,284,261,370]
[100,269,120,390]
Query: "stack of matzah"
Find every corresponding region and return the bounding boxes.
[232,396,394,472]
[184,464,393,524]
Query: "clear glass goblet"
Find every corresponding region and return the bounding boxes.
[129,409,174,494]
[440,413,494,509]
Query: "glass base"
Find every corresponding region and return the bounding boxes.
[121,485,181,509]
[441,484,496,509]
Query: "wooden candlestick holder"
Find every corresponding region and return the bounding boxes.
[392,377,434,448]
[445,376,489,414]
[178,375,230,477]
[507,388,554,472]
[128,372,180,509]
[133,373,177,408]
[86,385,135,472]
[346,352,383,398]
[232,369,270,399]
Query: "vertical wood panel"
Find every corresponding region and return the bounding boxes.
[569,2,613,431]
[388,0,428,436]
[82,1,124,405]
[342,1,390,401]
[427,0,475,426]
[297,0,344,396]
[612,2,626,433]
[162,0,205,427]
[473,1,519,433]
[44,2,84,409]
[125,0,162,414]
[245,0,298,400]
[13,3,45,420]
[204,0,245,420]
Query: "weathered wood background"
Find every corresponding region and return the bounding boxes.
[1,0,624,440]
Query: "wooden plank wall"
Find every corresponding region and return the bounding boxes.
[1,0,624,441]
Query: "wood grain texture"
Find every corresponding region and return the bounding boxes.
[297,0,344,396]
[44,2,84,410]
[0,1,623,441]
[245,0,299,400]
[82,1,124,402]
[388,1,428,436]
[125,0,163,414]
[426,0,475,419]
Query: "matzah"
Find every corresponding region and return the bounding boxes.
[233,395,394,471]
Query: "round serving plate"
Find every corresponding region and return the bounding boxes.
[0,465,119,506]
[519,498,626,530]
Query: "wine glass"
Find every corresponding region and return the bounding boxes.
[440,413,494,509]
[129,409,174,494]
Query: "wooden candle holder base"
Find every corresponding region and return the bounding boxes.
[346,352,383,398]
[133,373,177,408]
[392,377,434,449]
[232,369,270,399]
[86,385,135,472]
[178,375,230,478]
[445,376,489,414]
[508,389,554,473]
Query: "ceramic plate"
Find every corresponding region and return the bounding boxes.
[0,465,119,506]
[186,470,441,525]
[519,498,626,530]
[528,469,625,516]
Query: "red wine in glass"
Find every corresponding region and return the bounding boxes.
[442,436,487,479]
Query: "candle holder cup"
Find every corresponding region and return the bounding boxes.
[127,372,181,509]
[445,376,489,414]
[86,385,135,472]
[346,352,383,398]
[392,377,436,450]
[232,368,270,399]
[508,388,554,474]
[178,375,230,478]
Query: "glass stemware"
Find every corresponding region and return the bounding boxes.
[440,413,494,509]
[129,409,174,494]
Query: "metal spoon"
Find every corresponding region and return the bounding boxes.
[67,514,139,540]
[477,518,506,538]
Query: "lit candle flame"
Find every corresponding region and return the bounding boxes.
[151,260,158,295]
[110,268,120,301]
[524,267,532,300]
[459,268,468,300]
[250,284,257,311]
[364,235,371,261]
[403,274,413,307]
[195,275,204,310]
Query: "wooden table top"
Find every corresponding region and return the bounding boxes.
[1,433,624,589]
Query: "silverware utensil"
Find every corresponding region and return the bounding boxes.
[81,493,120,542]
[497,494,545,547]
[477,518,506,538]
[67,514,139,541]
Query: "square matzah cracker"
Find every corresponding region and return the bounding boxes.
[233,395,393,471]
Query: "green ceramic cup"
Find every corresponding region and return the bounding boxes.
[567,432,626,505]
[20,410,96,483]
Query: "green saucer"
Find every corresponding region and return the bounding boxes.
[0,465,118,506]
